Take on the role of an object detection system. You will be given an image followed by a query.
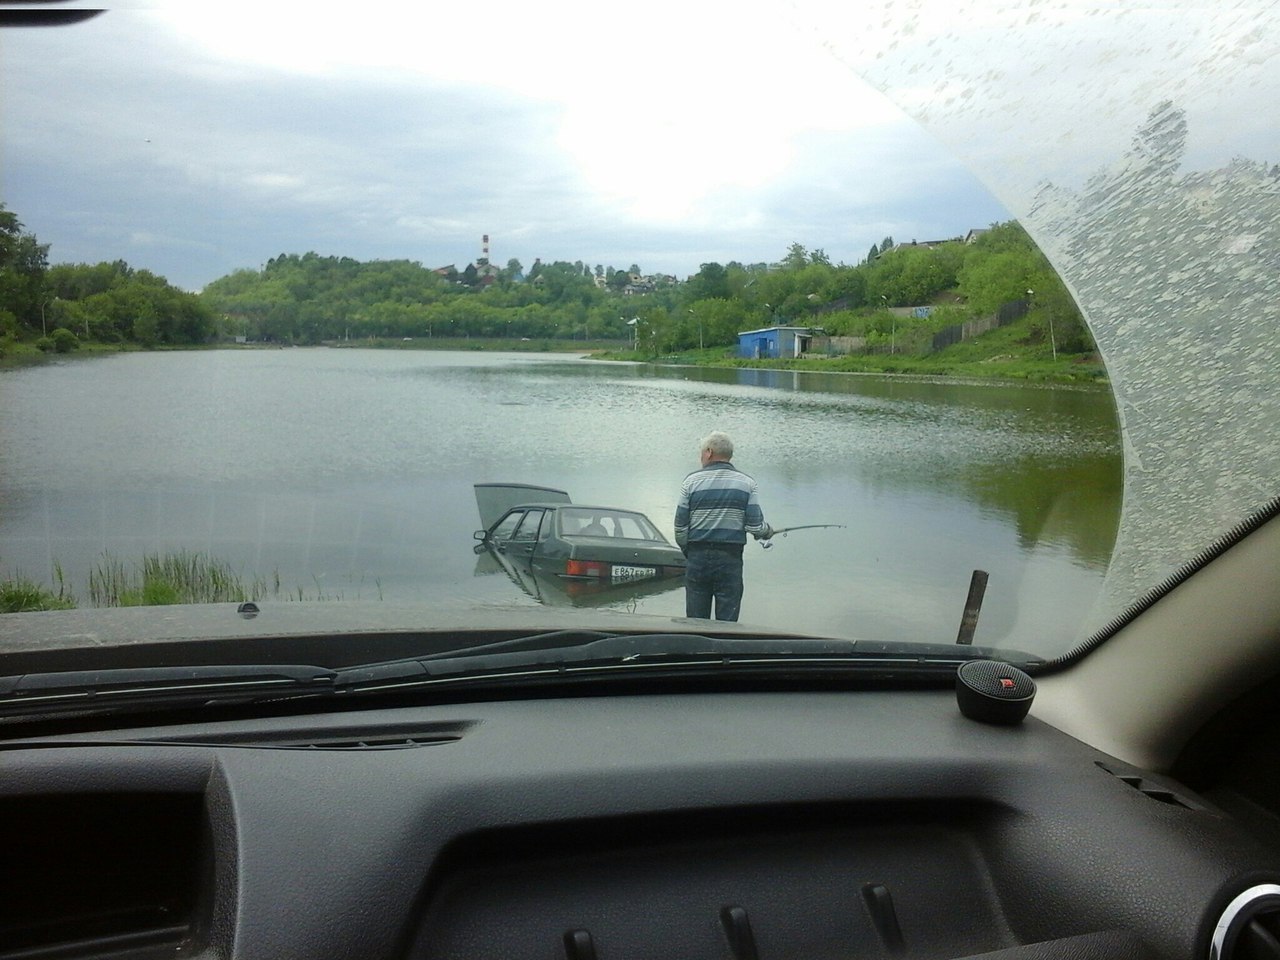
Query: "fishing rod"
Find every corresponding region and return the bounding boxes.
[759,523,845,549]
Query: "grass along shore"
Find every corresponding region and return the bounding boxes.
[1,551,382,613]
[1,336,625,370]
[3,327,1104,384]
[597,322,1108,385]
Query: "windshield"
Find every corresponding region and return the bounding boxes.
[0,1,1275,668]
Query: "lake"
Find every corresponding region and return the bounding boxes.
[0,349,1121,656]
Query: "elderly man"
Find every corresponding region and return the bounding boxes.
[674,431,772,621]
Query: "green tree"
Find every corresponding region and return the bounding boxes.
[957,249,1037,314]
[781,242,808,270]
[683,262,730,302]
[866,244,960,305]
[0,204,50,332]
[50,327,79,353]
[684,298,744,347]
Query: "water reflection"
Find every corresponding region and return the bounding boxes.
[0,350,1120,653]
[474,543,685,610]
[578,360,1122,572]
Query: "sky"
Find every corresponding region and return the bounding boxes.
[0,2,1014,291]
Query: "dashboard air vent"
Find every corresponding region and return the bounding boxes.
[1095,760,1199,809]
[137,720,476,751]
[288,734,457,750]
[0,793,206,960]
[1211,884,1280,960]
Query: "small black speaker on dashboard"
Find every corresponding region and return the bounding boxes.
[956,660,1036,725]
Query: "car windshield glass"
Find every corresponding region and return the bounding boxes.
[1,1,1276,669]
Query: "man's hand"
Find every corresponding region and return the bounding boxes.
[753,523,773,541]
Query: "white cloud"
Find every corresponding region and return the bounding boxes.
[2,1,1012,288]
[245,173,306,192]
[148,0,906,227]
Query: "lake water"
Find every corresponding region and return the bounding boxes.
[0,349,1121,656]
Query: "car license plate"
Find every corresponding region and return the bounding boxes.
[611,564,656,583]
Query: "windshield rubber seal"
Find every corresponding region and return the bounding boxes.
[1040,494,1280,672]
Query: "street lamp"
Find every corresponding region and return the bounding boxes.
[626,316,639,351]
[1028,288,1055,360]
[880,295,894,354]
[688,309,702,350]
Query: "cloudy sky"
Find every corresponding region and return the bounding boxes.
[0,2,1015,291]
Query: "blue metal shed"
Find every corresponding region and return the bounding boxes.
[736,326,820,359]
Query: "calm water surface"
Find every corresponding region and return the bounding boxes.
[0,349,1121,655]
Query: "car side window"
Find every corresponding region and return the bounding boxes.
[490,510,524,541]
[512,509,544,542]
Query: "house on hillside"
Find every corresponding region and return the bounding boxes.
[881,237,962,254]
[472,261,502,287]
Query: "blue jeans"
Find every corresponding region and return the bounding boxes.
[684,547,744,621]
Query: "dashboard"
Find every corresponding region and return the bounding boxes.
[3,685,1277,960]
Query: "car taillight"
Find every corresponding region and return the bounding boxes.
[566,560,608,577]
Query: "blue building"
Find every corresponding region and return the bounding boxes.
[736,326,822,359]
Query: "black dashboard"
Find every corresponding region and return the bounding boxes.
[2,687,1277,960]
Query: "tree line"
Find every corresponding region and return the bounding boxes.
[1,203,216,353]
[201,225,1091,356]
[2,198,1091,358]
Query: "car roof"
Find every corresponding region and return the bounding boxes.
[504,503,650,516]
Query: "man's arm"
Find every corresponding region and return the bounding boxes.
[744,480,771,540]
[674,479,691,553]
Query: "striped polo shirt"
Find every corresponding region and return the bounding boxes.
[674,460,766,551]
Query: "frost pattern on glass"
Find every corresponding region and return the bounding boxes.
[806,0,1280,635]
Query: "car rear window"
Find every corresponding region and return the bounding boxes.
[560,509,660,541]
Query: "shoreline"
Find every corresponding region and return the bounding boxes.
[3,337,1109,387]
[588,349,1110,388]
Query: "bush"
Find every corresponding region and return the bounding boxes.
[34,336,54,352]
[0,572,76,612]
[51,327,80,353]
[89,551,261,607]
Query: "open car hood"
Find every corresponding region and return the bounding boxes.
[474,483,571,529]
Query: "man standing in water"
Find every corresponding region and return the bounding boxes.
[674,431,772,621]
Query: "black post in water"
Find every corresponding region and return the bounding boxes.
[955,570,989,645]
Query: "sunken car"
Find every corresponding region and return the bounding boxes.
[473,483,686,587]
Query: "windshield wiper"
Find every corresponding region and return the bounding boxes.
[330,632,1043,694]
[0,664,337,717]
[0,633,1043,719]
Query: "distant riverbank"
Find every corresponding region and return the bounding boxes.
[2,334,1106,384]
[613,351,1109,385]
[324,336,627,353]
[0,336,627,370]
[596,330,1108,385]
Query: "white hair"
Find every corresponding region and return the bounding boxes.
[700,431,734,460]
